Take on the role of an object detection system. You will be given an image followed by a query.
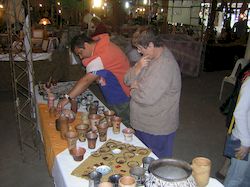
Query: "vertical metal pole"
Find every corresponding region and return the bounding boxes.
[8,0,40,161]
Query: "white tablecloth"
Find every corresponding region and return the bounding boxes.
[52,127,158,187]
[0,52,52,61]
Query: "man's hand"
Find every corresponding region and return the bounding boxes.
[235,145,249,160]
[56,73,98,113]
[57,98,69,113]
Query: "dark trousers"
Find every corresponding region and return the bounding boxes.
[135,130,176,158]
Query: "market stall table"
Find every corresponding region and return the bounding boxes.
[35,82,157,187]
[35,82,224,187]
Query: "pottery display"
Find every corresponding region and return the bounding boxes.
[70,147,86,161]
[60,109,76,123]
[145,158,197,187]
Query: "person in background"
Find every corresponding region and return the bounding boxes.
[90,17,108,37]
[216,62,250,180]
[223,65,250,187]
[57,33,131,127]
[232,14,248,42]
[83,9,93,29]
[124,26,181,158]
[83,9,99,36]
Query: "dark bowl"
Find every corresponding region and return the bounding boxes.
[108,174,122,184]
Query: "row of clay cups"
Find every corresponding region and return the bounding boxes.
[64,130,86,161]
[65,130,97,161]
[88,113,136,142]
[102,176,137,187]
[94,175,137,187]
[87,111,122,134]
[82,110,116,128]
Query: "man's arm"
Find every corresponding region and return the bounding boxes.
[57,73,98,111]
[69,73,98,98]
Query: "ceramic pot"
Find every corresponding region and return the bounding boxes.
[145,158,197,187]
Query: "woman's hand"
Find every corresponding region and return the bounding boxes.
[235,145,249,160]
[135,55,150,76]
[131,80,138,90]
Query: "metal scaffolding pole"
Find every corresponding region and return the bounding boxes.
[6,0,40,161]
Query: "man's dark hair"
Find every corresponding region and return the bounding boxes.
[70,34,94,52]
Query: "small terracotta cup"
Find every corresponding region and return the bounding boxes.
[88,103,98,114]
[59,116,69,139]
[75,123,89,142]
[111,116,122,134]
[65,131,78,150]
[118,176,136,187]
[86,131,98,149]
[81,112,90,124]
[122,128,135,141]
[97,121,109,142]
[192,157,211,187]
[70,147,86,161]
[88,114,102,132]
[104,110,115,127]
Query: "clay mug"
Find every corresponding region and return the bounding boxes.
[65,131,78,150]
[104,110,115,127]
[118,176,136,187]
[111,116,122,134]
[86,131,98,149]
[75,123,89,142]
[88,114,102,132]
[122,128,135,141]
[81,112,90,125]
[97,121,109,142]
[88,103,98,114]
[192,157,211,187]
[59,116,69,139]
